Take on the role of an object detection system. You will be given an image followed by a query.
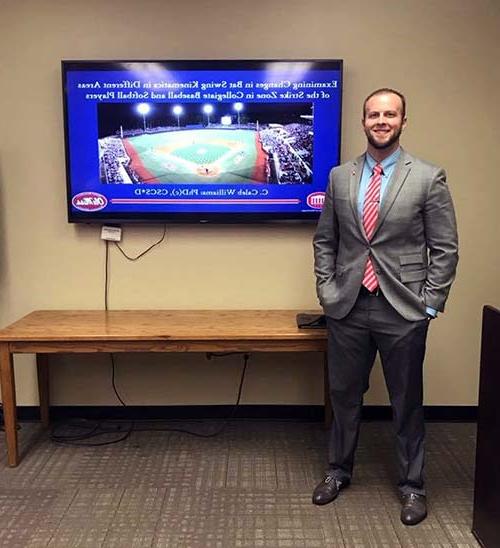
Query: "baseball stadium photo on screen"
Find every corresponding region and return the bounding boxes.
[98,102,313,185]
[62,59,343,223]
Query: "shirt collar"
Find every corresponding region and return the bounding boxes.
[365,147,401,173]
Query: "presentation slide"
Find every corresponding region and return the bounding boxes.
[63,60,343,221]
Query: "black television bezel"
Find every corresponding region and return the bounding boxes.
[62,59,343,224]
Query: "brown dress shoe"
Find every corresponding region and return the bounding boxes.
[400,493,427,525]
[312,475,347,505]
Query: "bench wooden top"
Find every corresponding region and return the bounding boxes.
[0,310,326,342]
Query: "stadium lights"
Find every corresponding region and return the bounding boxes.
[136,103,151,132]
[172,105,184,127]
[203,104,214,126]
[233,102,244,125]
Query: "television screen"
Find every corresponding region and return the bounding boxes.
[62,59,343,223]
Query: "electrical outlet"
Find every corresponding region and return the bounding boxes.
[101,225,122,242]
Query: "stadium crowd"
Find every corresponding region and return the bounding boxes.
[259,123,313,183]
[99,137,137,183]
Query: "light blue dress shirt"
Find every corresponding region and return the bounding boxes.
[358,148,437,318]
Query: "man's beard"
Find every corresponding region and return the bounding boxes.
[365,125,403,150]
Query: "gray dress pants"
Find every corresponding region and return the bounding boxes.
[326,288,430,496]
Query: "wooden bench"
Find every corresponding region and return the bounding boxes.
[0,309,328,467]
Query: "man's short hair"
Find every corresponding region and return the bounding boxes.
[363,88,406,119]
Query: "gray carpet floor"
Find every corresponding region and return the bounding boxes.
[0,420,480,547]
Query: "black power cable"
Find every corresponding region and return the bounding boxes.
[110,354,126,407]
[113,224,167,262]
[50,419,133,447]
[104,224,167,310]
[104,240,110,311]
[51,231,248,446]
[104,226,168,412]
[50,352,250,445]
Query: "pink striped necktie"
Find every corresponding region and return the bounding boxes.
[361,163,383,291]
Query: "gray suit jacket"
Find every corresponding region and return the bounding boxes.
[313,149,459,321]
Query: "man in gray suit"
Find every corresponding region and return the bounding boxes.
[312,88,458,525]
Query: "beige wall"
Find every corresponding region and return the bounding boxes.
[1,0,499,407]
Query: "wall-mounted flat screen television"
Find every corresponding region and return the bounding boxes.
[62,59,343,223]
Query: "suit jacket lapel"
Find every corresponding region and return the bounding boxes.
[349,153,366,237]
[372,150,413,238]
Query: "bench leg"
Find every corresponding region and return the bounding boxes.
[36,354,50,428]
[0,343,19,467]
